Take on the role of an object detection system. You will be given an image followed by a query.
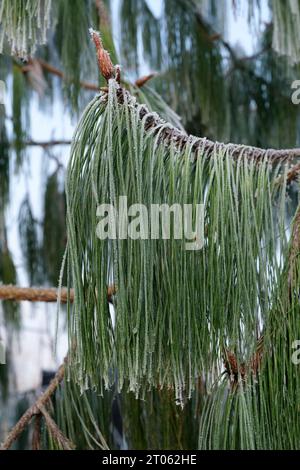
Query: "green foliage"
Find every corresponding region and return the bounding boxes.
[0,0,108,109]
[65,80,291,404]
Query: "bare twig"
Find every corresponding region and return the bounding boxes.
[0,285,115,303]
[0,359,67,450]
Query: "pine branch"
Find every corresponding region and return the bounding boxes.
[0,285,115,303]
[0,359,67,450]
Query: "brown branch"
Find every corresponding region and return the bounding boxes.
[0,285,115,303]
[135,73,157,88]
[223,335,264,388]
[95,0,110,28]
[0,359,67,450]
